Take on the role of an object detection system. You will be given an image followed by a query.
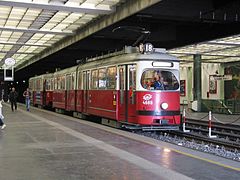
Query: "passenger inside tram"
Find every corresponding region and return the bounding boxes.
[143,80,152,90]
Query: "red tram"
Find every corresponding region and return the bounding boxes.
[29,73,54,108]
[29,45,180,130]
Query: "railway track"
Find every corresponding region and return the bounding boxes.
[171,130,240,150]
[133,119,240,161]
[185,119,240,146]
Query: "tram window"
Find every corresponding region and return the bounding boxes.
[98,68,106,89]
[66,74,71,90]
[56,77,60,89]
[47,79,51,90]
[54,78,57,90]
[60,78,62,90]
[141,69,179,91]
[60,76,65,90]
[53,78,56,90]
[91,69,98,89]
[45,80,49,90]
[62,76,66,90]
[51,79,54,90]
[45,80,48,90]
[36,80,38,91]
[29,81,33,91]
[71,73,75,90]
[83,73,86,90]
[119,67,125,104]
[33,80,36,91]
[106,66,116,89]
[78,72,82,89]
[36,79,41,91]
[129,67,136,90]
[50,79,52,90]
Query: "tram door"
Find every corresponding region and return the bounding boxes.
[83,71,90,113]
[118,64,136,123]
[66,74,71,111]
[42,79,46,106]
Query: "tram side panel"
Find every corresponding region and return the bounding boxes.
[53,90,67,110]
[117,90,127,122]
[36,91,43,106]
[75,90,84,112]
[32,91,36,106]
[44,91,53,107]
[66,90,76,111]
[34,90,53,108]
[127,89,137,123]
[87,90,117,120]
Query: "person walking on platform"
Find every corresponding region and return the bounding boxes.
[23,88,31,111]
[9,87,18,112]
[0,100,6,129]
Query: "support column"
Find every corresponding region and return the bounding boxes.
[193,54,202,111]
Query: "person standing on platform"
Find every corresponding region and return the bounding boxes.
[23,88,31,111]
[9,87,18,112]
[0,100,6,129]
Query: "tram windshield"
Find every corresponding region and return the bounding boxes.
[141,69,179,90]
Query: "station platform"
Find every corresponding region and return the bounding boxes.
[0,103,239,180]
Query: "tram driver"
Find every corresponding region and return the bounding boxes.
[153,71,165,90]
[141,70,179,91]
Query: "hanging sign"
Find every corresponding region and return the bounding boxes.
[4,58,15,81]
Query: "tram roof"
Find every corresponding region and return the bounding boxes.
[29,72,53,80]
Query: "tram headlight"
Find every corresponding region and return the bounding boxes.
[161,102,168,110]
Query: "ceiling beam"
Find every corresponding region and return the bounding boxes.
[0,41,51,47]
[0,0,113,15]
[0,51,37,54]
[0,26,73,35]
[206,42,240,46]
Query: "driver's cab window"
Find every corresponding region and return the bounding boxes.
[141,69,179,91]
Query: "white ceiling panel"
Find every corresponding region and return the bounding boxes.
[0,0,120,68]
[169,35,240,63]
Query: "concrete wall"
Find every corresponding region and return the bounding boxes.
[180,63,224,104]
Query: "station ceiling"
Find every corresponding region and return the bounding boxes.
[0,0,239,81]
